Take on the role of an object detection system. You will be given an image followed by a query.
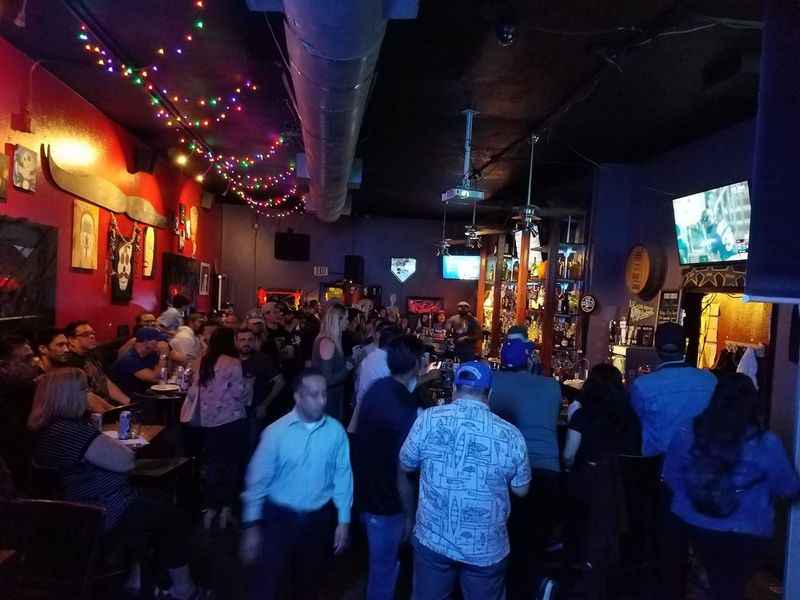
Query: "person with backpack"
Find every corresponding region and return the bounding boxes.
[662,373,800,600]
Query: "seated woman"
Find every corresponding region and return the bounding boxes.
[563,363,641,469]
[28,368,202,599]
[663,373,800,600]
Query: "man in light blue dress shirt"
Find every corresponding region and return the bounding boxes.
[240,368,353,600]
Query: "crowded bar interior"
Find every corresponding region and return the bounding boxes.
[1,1,799,599]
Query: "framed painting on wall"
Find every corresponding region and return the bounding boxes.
[199,262,211,296]
[12,145,37,192]
[142,226,155,278]
[0,154,8,201]
[71,199,99,270]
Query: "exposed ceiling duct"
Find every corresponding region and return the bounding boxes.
[247,0,419,222]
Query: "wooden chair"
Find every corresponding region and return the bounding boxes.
[0,499,107,599]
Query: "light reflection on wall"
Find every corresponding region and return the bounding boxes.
[49,137,99,168]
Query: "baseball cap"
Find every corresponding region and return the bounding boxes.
[500,338,535,369]
[135,327,169,343]
[655,322,686,355]
[454,361,493,390]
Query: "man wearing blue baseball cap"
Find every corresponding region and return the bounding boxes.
[110,327,170,397]
[491,327,562,591]
[399,360,531,600]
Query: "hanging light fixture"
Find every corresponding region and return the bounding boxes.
[435,201,451,256]
[521,133,540,232]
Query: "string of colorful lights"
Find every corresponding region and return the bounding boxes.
[73,3,300,218]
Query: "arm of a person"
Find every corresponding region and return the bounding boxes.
[106,379,130,405]
[510,433,532,497]
[87,392,115,413]
[84,434,135,473]
[241,428,279,523]
[116,337,136,360]
[562,428,582,470]
[629,380,646,419]
[399,413,425,474]
[262,373,285,409]
[332,430,353,525]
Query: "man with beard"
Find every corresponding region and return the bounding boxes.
[0,335,38,488]
[260,301,290,365]
[171,312,207,365]
[236,328,284,446]
[64,320,130,406]
[445,301,483,361]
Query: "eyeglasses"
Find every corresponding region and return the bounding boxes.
[75,331,96,338]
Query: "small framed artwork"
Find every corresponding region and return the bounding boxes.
[0,154,8,201]
[142,226,155,278]
[12,145,37,192]
[71,199,99,270]
[199,262,211,296]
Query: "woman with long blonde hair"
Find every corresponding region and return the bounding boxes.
[30,368,202,599]
[311,303,351,421]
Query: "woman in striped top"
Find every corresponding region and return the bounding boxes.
[29,368,202,599]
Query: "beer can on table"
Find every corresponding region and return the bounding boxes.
[89,412,103,432]
[118,410,132,440]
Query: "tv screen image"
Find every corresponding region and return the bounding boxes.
[442,255,480,280]
[672,181,751,265]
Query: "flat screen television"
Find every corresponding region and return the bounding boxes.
[672,181,751,265]
[442,255,480,280]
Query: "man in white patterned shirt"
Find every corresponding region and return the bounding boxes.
[399,361,531,600]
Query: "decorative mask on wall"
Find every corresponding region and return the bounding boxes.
[108,215,141,303]
[13,145,37,192]
[190,206,199,257]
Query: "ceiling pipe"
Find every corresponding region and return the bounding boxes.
[247,0,419,222]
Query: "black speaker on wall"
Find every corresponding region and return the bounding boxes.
[344,255,364,283]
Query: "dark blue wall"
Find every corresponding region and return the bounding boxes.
[220,205,477,315]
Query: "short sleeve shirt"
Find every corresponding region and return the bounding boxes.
[240,352,279,409]
[110,349,159,397]
[33,418,136,529]
[399,399,531,566]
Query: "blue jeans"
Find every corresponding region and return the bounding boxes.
[412,537,508,600]
[361,512,405,600]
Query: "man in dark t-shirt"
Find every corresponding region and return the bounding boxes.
[236,328,285,441]
[352,335,425,600]
[110,328,168,398]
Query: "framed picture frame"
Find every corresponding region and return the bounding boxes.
[199,262,211,296]
[142,226,155,278]
[70,199,99,270]
[12,145,37,192]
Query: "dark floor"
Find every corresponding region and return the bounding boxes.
[125,522,783,600]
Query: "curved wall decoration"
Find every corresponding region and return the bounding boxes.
[41,145,168,228]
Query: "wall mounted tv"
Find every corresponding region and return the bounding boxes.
[442,255,480,280]
[672,181,751,265]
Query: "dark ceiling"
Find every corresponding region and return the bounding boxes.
[0,1,762,221]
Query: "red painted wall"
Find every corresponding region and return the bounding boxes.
[0,37,222,341]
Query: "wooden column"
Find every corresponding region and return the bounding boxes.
[540,221,560,375]
[515,231,530,324]
[475,243,489,323]
[489,234,505,357]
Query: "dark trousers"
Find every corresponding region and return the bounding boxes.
[508,469,561,590]
[247,500,336,600]
[687,525,768,600]
[203,419,248,510]
[412,537,508,600]
[105,491,191,569]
